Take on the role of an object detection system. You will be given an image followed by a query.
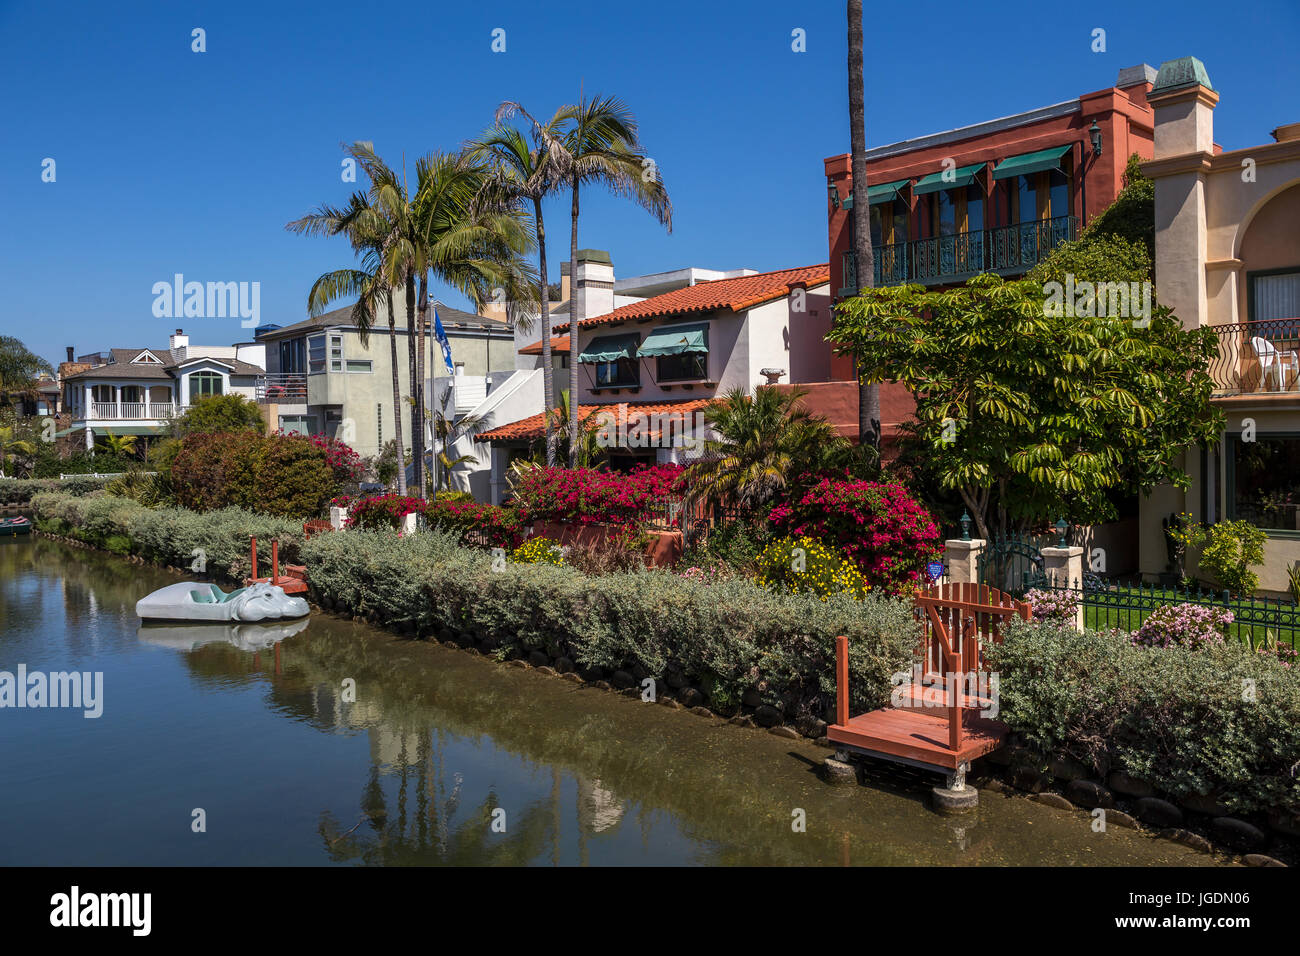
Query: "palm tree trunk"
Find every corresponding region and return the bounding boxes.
[387,290,407,496]
[535,197,557,467]
[405,275,424,496]
[848,0,880,452]
[567,181,582,468]
[417,273,429,494]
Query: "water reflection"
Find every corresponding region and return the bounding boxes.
[138,618,310,652]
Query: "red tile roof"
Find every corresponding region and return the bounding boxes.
[551,263,830,335]
[519,334,570,355]
[475,398,716,444]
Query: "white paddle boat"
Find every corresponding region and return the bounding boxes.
[135,581,309,623]
[137,616,310,652]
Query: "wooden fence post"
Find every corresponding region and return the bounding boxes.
[835,635,849,728]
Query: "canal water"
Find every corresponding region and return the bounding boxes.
[0,536,1224,866]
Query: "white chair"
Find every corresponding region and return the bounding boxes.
[1251,336,1299,391]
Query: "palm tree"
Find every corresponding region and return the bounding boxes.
[468,122,567,465]
[503,94,672,467]
[96,432,137,458]
[0,336,53,409]
[686,387,849,512]
[288,157,409,496]
[848,0,879,452]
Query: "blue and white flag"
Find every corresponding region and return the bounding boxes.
[432,307,454,374]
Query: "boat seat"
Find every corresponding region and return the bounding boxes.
[190,589,217,604]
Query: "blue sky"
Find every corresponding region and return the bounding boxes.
[2,0,1296,366]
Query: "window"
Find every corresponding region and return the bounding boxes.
[308,334,326,374]
[1016,174,1038,223]
[657,352,707,381]
[1048,168,1069,220]
[279,415,316,436]
[279,338,306,375]
[936,189,957,237]
[190,371,223,398]
[329,333,344,372]
[965,184,985,232]
[1252,271,1300,324]
[595,358,639,387]
[1229,434,1300,532]
[345,359,372,373]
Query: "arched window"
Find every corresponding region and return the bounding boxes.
[190,371,223,398]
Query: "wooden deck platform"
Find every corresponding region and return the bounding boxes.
[244,538,308,594]
[828,703,1007,771]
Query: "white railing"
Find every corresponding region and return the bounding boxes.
[149,402,175,418]
[86,402,182,421]
[91,402,118,418]
[120,402,146,418]
[60,472,157,480]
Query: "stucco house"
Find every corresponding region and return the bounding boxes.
[61,329,265,451]
[472,262,831,503]
[1139,56,1300,595]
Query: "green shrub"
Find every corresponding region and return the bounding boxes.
[301,529,917,721]
[170,430,338,519]
[0,476,110,505]
[989,619,1300,814]
[1198,520,1267,597]
[757,535,867,599]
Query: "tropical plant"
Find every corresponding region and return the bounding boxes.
[1197,520,1268,597]
[829,275,1224,540]
[95,432,138,457]
[0,423,37,478]
[685,387,849,512]
[1288,562,1300,606]
[501,94,672,466]
[846,0,879,451]
[0,337,53,406]
[346,494,427,531]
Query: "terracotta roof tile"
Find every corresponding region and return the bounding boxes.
[552,263,829,334]
[519,334,570,355]
[476,398,715,444]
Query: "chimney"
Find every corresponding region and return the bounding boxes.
[1115,64,1157,90]
[573,249,615,318]
[1148,56,1218,159]
[66,346,74,362]
[169,328,189,355]
[560,261,571,304]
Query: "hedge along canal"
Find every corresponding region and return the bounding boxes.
[1,534,1227,866]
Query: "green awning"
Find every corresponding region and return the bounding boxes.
[637,323,709,358]
[842,178,910,210]
[577,332,639,364]
[913,163,985,195]
[992,145,1071,180]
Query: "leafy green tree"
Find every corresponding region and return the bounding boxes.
[0,337,53,406]
[0,423,37,478]
[1197,521,1268,597]
[177,394,265,434]
[829,274,1225,540]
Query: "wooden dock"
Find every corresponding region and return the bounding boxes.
[828,583,1029,780]
[244,536,308,595]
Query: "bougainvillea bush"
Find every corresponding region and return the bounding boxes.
[768,479,941,595]
[346,494,427,531]
[169,430,339,519]
[509,464,684,527]
[425,499,524,549]
[304,433,366,485]
[1131,603,1233,650]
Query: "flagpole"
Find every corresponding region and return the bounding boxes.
[430,295,438,495]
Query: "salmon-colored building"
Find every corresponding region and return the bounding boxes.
[821,63,1160,384]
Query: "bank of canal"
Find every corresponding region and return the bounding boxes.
[0,536,1226,865]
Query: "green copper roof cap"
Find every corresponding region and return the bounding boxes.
[1151,57,1213,94]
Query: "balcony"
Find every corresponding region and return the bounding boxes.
[1209,318,1300,399]
[256,373,308,403]
[87,402,185,420]
[840,215,1077,294]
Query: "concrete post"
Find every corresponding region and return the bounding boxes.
[1041,545,1085,630]
[329,506,350,531]
[944,538,987,586]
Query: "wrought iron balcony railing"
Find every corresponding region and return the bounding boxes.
[840,215,1078,294]
[256,373,308,402]
[1208,318,1300,397]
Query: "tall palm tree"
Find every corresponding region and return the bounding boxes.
[504,94,672,467]
[468,122,567,465]
[288,158,409,496]
[848,0,879,452]
[0,424,36,478]
[686,387,849,512]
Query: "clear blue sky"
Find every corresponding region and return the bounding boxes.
[2,0,1296,366]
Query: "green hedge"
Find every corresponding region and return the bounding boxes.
[31,491,305,580]
[301,528,917,720]
[0,476,111,505]
[991,618,1300,815]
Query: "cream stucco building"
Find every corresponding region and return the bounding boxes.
[1140,56,1300,594]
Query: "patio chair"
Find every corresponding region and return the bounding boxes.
[1250,336,1299,391]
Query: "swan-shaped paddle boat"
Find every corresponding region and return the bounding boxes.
[135,581,309,623]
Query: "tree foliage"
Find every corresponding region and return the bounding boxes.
[828,275,1224,539]
[177,394,265,434]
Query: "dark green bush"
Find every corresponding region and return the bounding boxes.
[170,430,338,519]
